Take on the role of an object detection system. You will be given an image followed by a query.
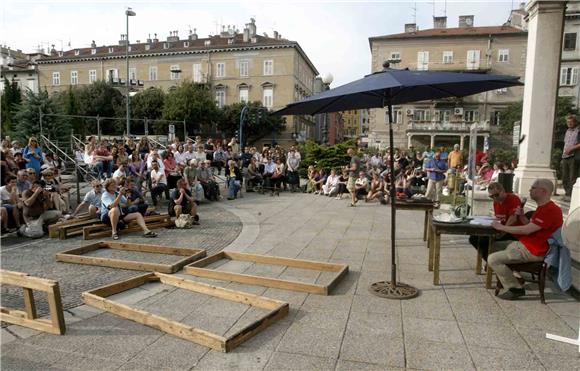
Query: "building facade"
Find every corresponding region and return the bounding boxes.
[35,19,319,145]
[368,16,527,151]
[0,46,42,94]
[559,1,580,108]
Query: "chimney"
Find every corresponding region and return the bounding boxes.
[147,34,152,43]
[433,16,447,29]
[243,27,250,42]
[273,31,278,39]
[50,44,57,55]
[404,23,417,33]
[248,18,257,37]
[458,15,474,28]
[189,28,198,40]
[119,34,128,46]
[91,40,96,48]
[153,33,159,43]
[167,30,179,42]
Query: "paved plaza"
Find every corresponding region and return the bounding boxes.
[1,192,579,370]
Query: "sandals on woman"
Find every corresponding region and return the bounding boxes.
[112,233,119,240]
[143,231,157,238]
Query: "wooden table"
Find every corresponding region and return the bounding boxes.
[429,220,498,288]
[395,200,437,242]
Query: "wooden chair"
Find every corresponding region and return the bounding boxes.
[495,261,547,304]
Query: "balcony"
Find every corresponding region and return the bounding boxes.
[406,120,490,133]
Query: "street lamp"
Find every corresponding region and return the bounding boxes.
[125,7,136,137]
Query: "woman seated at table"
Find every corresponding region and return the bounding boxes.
[100,178,157,240]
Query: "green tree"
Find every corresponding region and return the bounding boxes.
[218,102,286,145]
[131,87,165,134]
[1,77,22,135]
[12,89,71,143]
[162,82,219,136]
[498,100,523,134]
[298,140,356,178]
[53,86,84,137]
[75,81,125,135]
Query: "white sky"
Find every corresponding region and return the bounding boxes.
[2,0,518,86]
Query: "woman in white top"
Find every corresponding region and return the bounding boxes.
[322,169,340,196]
[174,145,187,166]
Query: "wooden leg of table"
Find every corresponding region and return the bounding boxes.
[423,211,428,242]
[428,225,434,272]
[47,284,66,335]
[486,237,494,289]
[475,248,483,275]
[433,233,441,285]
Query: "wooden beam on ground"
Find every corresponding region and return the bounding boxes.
[82,272,288,352]
[82,215,172,240]
[56,241,206,273]
[0,270,66,335]
[184,252,349,295]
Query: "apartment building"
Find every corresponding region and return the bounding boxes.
[0,46,42,93]
[341,109,370,139]
[368,15,527,151]
[35,19,319,145]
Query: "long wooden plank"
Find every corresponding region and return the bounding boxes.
[225,252,345,272]
[48,214,94,237]
[184,266,328,295]
[225,303,289,352]
[157,273,287,310]
[106,241,201,256]
[0,270,57,292]
[56,253,175,273]
[188,251,227,267]
[55,242,103,258]
[87,273,157,298]
[0,310,59,334]
[83,220,172,240]
[83,293,227,351]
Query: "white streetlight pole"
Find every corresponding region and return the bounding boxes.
[125,7,136,137]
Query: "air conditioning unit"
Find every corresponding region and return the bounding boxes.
[496,88,508,94]
[454,107,464,116]
[406,109,414,116]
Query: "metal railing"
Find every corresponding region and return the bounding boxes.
[407,121,490,132]
[70,134,85,153]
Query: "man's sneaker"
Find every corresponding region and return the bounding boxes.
[498,288,525,300]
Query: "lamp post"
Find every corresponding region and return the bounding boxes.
[125,7,136,137]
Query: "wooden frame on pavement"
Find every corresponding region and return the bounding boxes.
[184,251,349,295]
[0,270,66,335]
[82,272,289,352]
[56,241,206,273]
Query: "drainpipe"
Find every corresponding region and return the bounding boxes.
[482,34,493,124]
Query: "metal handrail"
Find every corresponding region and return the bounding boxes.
[148,137,167,150]
[71,135,85,152]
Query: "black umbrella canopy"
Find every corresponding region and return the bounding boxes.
[273,68,522,116]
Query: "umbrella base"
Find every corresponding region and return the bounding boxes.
[369,281,419,300]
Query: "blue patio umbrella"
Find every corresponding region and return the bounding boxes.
[273,64,523,299]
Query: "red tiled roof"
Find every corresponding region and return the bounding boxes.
[369,25,526,42]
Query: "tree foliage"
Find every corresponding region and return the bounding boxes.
[162,82,219,136]
[217,101,286,146]
[12,89,71,143]
[53,86,84,137]
[1,77,22,135]
[131,87,165,134]
[298,140,357,178]
[75,81,125,134]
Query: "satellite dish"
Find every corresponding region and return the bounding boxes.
[562,206,580,251]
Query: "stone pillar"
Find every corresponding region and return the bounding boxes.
[430,135,435,149]
[407,134,412,149]
[514,0,564,194]
[460,135,465,150]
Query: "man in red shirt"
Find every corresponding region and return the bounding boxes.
[469,182,522,261]
[489,179,563,300]
[93,143,113,180]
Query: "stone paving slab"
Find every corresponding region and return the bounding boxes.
[1,191,579,370]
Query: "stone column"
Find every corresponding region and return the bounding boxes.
[460,135,465,150]
[407,134,413,149]
[430,135,435,149]
[514,0,564,194]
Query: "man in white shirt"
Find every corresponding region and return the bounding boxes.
[72,180,103,218]
[286,147,301,192]
[183,144,195,164]
[150,161,167,207]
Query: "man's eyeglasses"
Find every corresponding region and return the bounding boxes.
[488,193,501,199]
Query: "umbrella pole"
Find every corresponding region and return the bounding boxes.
[369,102,419,300]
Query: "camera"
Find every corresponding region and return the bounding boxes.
[44,186,57,192]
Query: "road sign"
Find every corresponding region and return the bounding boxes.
[168,124,175,134]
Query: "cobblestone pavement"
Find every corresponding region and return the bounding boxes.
[0,203,242,316]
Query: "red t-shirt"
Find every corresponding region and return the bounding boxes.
[493,193,521,225]
[518,201,563,256]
